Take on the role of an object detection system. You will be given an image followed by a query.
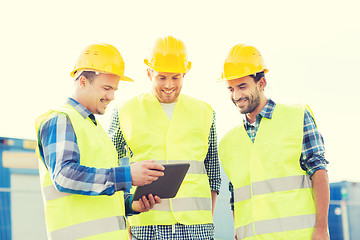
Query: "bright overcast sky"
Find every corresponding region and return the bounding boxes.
[1,0,359,182]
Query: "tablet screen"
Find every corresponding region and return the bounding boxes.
[133,162,190,200]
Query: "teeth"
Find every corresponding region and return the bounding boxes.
[164,90,174,94]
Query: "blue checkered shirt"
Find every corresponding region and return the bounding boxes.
[108,107,221,240]
[37,98,136,215]
[229,99,328,210]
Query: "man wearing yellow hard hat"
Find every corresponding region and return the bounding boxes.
[109,36,221,239]
[35,43,165,239]
[218,44,330,239]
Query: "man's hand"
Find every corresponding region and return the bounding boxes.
[131,194,161,213]
[311,226,329,240]
[130,160,164,186]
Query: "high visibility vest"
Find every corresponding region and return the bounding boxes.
[219,104,316,240]
[35,104,128,240]
[118,92,214,226]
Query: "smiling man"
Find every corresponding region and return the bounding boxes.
[35,43,165,240]
[109,36,221,240]
[218,44,330,240]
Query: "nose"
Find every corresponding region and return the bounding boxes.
[232,89,242,101]
[164,78,173,89]
[107,90,115,101]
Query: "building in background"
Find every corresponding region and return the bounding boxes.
[328,181,360,240]
[0,137,46,240]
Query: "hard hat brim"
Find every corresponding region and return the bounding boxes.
[120,75,134,82]
[70,68,134,82]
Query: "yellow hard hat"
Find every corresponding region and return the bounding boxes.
[70,43,133,82]
[220,44,268,81]
[144,36,191,73]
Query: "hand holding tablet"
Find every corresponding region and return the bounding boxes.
[130,160,165,186]
[133,163,190,201]
[131,194,161,213]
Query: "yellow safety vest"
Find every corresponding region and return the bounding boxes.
[119,92,213,226]
[219,104,316,240]
[35,104,128,240]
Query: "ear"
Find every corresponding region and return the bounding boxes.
[146,68,152,80]
[78,76,87,88]
[258,77,266,91]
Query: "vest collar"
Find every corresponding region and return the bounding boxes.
[66,98,93,120]
[243,99,276,126]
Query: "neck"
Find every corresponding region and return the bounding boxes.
[72,93,83,106]
[246,97,268,124]
[72,93,92,114]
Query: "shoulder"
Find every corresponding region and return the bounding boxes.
[277,103,315,119]
[274,103,307,119]
[276,103,306,112]
[181,94,213,111]
[38,112,69,136]
[120,92,150,108]
[220,125,242,142]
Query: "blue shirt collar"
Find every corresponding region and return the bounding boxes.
[260,99,276,119]
[66,98,93,120]
[243,99,276,125]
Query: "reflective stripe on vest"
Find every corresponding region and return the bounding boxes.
[151,197,212,212]
[50,216,126,240]
[236,214,316,239]
[155,160,206,174]
[42,184,71,201]
[234,175,312,203]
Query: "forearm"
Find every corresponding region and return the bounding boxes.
[124,193,140,216]
[211,190,217,217]
[311,169,330,229]
[53,162,131,196]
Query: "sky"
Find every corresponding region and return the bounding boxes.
[1,0,360,183]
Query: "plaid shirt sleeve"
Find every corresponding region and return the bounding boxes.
[229,181,235,211]
[204,111,221,194]
[300,108,328,178]
[108,108,129,161]
[38,113,132,197]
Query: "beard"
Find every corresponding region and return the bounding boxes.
[233,88,260,114]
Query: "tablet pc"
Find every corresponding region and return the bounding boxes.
[133,162,190,201]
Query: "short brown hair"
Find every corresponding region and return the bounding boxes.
[75,71,98,83]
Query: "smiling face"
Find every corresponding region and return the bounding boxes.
[148,69,184,103]
[227,75,262,115]
[77,73,120,115]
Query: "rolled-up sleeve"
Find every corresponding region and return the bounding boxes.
[300,108,329,178]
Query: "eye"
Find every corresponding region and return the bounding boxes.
[238,84,246,90]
